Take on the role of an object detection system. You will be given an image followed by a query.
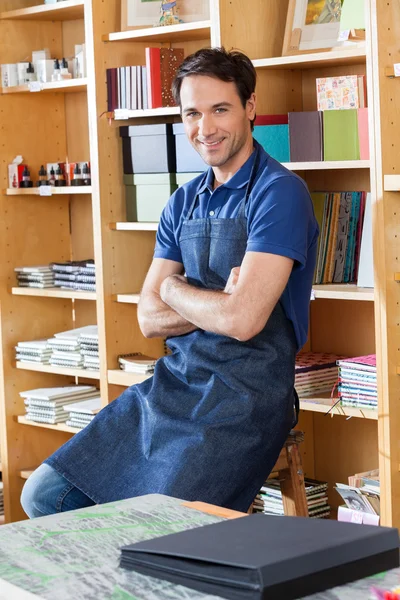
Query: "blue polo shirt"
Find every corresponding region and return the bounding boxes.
[154,143,319,351]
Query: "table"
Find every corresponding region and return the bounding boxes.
[0,494,398,599]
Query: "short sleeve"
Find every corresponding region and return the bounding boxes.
[246,176,317,268]
[154,191,183,263]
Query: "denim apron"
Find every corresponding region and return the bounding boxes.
[46,145,299,512]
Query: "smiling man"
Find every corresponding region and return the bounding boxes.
[21,48,319,518]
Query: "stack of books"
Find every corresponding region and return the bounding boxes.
[295,352,342,398]
[21,385,99,425]
[253,477,330,519]
[52,260,96,292]
[63,396,101,429]
[15,339,52,365]
[336,469,380,517]
[107,47,184,114]
[14,265,54,289]
[312,191,369,285]
[79,326,99,370]
[48,328,84,369]
[118,353,157,375]
[338,354,377,409]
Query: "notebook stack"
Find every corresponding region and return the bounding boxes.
[253,477,330,519]
[15,339,52,365]
[48,328,84,369]
[338,354,377,409]
[21,385,100,425]
[118,353,157,375]
[336,470,380,518]
[14,265,54,289]
[51,260,96,292]
[79,326,99,370]
[295,352,342,397]
[63,396,101,429]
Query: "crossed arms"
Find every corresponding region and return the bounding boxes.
[138,251,293,343]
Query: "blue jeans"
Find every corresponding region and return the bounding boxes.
[21,463,95,518]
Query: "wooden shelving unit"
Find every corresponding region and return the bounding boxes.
[107,370,150,387]
[0,0,84,21]
[16,362,100,380]
[110,222,158,231]
[252,47,366,70]
[0,78,87,94]
[0,0,397,529]
[17,417,77,435]
[103,20,211,43]
[312,285,374,302]
[18,468,36,480]
[4,186,92,196]
[12,287,96,301]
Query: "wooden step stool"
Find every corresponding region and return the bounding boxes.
[252,430,308,517]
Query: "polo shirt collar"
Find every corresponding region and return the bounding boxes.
[196,144,257,194]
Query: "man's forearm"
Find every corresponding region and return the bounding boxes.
[160,276,236,338]
[138,291,198,338]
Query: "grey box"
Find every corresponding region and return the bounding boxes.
[124,173,177,222]
[172,123,207,173]
[120,124,176,174]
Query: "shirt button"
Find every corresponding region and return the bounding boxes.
[209,210,215,216]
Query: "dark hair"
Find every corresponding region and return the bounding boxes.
[172,47,257,130]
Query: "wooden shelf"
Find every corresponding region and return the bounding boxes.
[312,285,374,301]
[103,20,211,43]
[0,78,87,94]
[114,293,140,304]
[111,106,180,120]
[395,273,400,282]
[384,175,400,191]
[12,287,96,300]
[282,160,370,171]
[300,395,377,420]
[110,222,158,231]
[4,186,91,195]
[0,0,84,21]
[18,467,37,480]
[253,47,366,70]
[16,361,100,380]
[17,416,77,434]
[108,369,150,387]
[0,516,4,526]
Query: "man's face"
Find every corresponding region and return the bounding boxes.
[180,75,255,169]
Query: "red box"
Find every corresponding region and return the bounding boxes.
[8,163,27,188]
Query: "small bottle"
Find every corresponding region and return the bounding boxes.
[54,165,66,187]
[60,58,72,80]
[82,162,91,186]
[51,59,61,82]
[26,62,35,83]
[71,163,83,186]
[37,165,49,187]
[20,166,33,188]
[49,166,56,186]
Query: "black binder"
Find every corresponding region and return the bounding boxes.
[120,513,399,600]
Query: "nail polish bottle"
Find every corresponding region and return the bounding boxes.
[37,165,49,187]
[71,163,83,186]
[20,166,33,188]
[51,59,61,82]
[60,58,72,80]
[54,165,66,187]
[26,62,35,83]
[82,163,91,186]
[49,167,56,186]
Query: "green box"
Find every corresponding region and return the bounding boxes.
[124,174,177,222]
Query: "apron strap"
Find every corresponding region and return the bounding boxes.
[186,170,208,221]
[238,141,262,219]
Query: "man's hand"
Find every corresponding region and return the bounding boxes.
[224,267,240,295]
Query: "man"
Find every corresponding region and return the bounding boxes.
[21,48,318,518]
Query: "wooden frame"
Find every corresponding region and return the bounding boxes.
[121,0,210,31]
[282,0,347,56]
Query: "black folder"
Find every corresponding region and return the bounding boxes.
[120,513,399,600]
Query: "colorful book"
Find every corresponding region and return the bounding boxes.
[145,47,162,109]
[316,75,367,111]
[323,109,360,161]
[253,124,290,163]
[288,111,323,162]
[160,48,184,108]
